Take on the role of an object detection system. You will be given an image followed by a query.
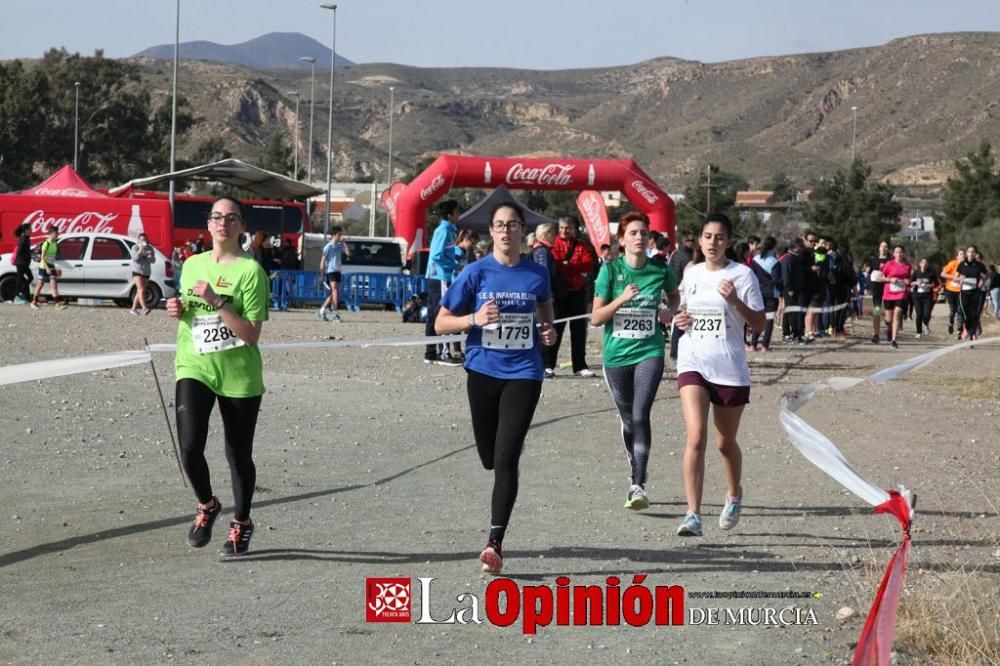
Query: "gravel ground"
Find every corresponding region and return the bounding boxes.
[0,302,997,665]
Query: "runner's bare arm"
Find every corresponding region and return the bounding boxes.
[535,300,556,346]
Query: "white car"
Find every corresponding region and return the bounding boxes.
[0,232,176,306]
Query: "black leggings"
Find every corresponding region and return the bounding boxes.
[14,265,32,300]
[543,288,589,372]
[959,291,981,336]
[913,294,933,334]
[750,297,779,348]
[945,291,962,327]
[176,378,262,521]
[602,356,664,486]
[466,370,542,538]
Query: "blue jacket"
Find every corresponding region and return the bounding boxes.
[426,219,457,281]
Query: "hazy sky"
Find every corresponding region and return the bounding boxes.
[4,0,1000,68]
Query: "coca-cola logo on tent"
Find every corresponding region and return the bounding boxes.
[419,174,447,201]
[506,163,575,187]
[631,180,659,204]
[32,187,92,198]
[23,210,118,235]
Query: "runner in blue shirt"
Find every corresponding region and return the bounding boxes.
[436,200,557,574]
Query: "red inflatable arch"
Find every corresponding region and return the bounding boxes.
[395,154,675,250]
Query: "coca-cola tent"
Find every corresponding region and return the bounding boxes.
[20,164,108,198]
[395,154,675,251]
[457,185,555,233]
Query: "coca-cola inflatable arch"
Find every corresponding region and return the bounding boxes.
[394,154,675,250]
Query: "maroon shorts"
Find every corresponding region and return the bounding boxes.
[677,371,750,407]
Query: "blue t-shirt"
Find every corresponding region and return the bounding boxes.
[322,241,345,273]
[440,254,552,381]
[426,220,457,281]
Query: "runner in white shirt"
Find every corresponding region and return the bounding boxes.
[672,213,765,537]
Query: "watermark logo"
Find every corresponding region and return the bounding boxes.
[365,577,412,623]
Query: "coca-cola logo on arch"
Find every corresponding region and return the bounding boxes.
[631,180,659,204]
[23,210,118,236]
[419,174,447,201]
[506,163,575,187]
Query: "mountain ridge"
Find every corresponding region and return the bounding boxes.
[133,32,354,70]
[127,31,1000,191]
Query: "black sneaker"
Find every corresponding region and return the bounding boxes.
[948,323,954,335]
[186,497,221,548]
[219,520,254,557]
[890,340,898,349]
[479,540,503,574]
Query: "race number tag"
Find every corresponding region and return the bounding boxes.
[916,279,931,293]
[888,281,905,293]
[961,277,978,291]
[192,315,245,354]
[612,307,655,339]
[482,312,533,350]
[687,306,725,340]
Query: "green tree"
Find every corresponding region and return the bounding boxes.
[765,172,798,202]
[0,60,52,189]
[259,132,293,175]
[805,159,902,255]
[940,140,1000,251]
[192,137,232,165]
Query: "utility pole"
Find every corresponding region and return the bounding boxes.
[705,164,713,214]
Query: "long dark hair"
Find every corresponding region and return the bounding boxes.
[691,213,733,264]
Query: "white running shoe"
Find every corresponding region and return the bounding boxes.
[719,497,743,530]
[575,368,596,378]
[624,485,649,511]
[677,511,703,537]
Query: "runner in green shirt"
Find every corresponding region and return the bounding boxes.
[31,226,66,310]
[166,196,269,557]
[591,212,680,510]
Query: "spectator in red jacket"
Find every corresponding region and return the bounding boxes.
[543,217,597,378]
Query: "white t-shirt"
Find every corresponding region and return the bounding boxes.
[677,261,764,387]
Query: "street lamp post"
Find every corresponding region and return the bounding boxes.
[73,82,80,170]
[386,85,394,236]
[287,91,300,179]
[851,105,858,163]
[320,3,337,236]
[169,0,180,215]
[300,56,317,184]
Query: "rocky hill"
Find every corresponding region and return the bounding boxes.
[130,32,1000,191]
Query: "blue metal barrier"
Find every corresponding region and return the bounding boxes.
[269,270,427,312]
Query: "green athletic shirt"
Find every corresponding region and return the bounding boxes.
[595,256,679,368]
[175,252,269,397]
[40,239,57,269]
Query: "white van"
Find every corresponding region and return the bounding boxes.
[299,233,408,275]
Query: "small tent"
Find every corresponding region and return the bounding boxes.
[457,185,555,233]
[22,165,107,198]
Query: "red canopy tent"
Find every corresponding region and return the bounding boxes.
[22,165,108,198]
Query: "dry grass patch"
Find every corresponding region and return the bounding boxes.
[892,568,1000,665]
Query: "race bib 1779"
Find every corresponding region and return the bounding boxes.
[482,312,534,350]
